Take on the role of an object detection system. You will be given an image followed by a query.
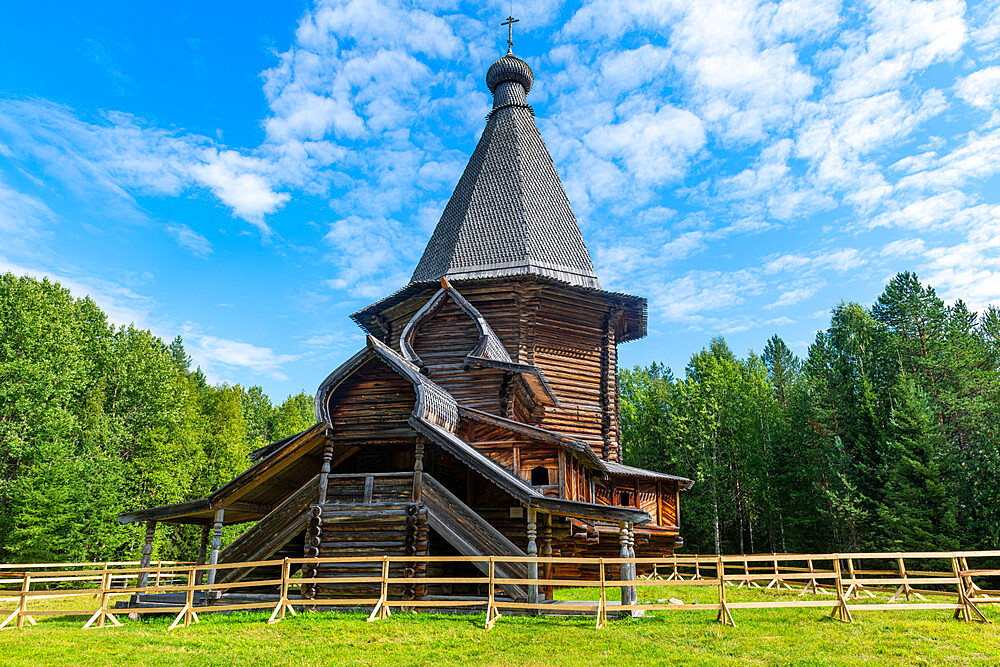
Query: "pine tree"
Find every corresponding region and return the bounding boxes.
[878,375,958,551]
[762,335,801,408]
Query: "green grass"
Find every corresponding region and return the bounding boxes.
[1,584,998,666]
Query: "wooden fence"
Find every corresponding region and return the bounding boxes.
[1,551,997,631]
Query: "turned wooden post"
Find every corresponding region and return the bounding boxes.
[618,522,630,613]
[412,439,424,503]
[196,524,210,585]
[541,513,553,600]
[627,523,637,606]
[526,508,538,612]
[317,441,334,504]
[135,520,157,600]
[205,509,225,594]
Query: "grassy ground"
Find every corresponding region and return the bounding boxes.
[1,583,998,666]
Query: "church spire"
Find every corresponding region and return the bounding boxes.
[410,46,600,290]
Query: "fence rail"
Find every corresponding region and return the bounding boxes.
[1,551,996,631]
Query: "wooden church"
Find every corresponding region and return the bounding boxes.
[119,43,691,604]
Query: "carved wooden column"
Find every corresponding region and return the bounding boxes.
[600,308,622,461]
[304,440,334,601]
[526,508,538,613]
[406,438,427,602]
[205,509,225,599]
[415,505,428,599]
[317,441,334,504]
[196,524,210,585]
[627,523,637,607]
[541,513,553,601]
[618,521,632,614]
[133,520,156,604]
[412,438,424,503]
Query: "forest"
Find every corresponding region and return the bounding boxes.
[621,272,1000,555]
[1,271,998,564]
[0,274,314,564]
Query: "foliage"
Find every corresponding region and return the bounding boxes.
[0,273,314,563]
[621,272,1000,553]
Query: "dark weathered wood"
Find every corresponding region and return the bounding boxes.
[421,473,528,598]
[216,476,321,585]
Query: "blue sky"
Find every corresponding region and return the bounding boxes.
[2,0,999,401]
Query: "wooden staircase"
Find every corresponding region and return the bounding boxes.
[421,473,528,599]
[215,475,320,585]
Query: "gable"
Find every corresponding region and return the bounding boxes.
[324,356,417,438]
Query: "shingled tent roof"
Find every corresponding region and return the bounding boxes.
[410,54,600,290]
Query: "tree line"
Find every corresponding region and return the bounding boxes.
[621,272,1000,554]
[3,271,997,563]
[0,274,314,563]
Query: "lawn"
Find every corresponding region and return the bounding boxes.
[1,583,998,665]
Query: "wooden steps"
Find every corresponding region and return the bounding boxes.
[421,474,528,599]
[215,476,320,585]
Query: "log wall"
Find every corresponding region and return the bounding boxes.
[372,281,633,462]
[325,360,416,439]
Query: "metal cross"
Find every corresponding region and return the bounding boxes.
[502,15,519,54]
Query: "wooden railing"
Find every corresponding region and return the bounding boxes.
[1,551,997,631]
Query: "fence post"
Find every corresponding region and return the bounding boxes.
[666,554,678,582]
[716,556,734,626]
[830,555,853,623]
[485,556,499,630]
[596,558,607,630]
[959,556,984,599]
[268,557,296,624]
[367,556,391,622]
[0,573,35,630]
[952,554,988,623]
[83,566,122,630]
[801,559,816,596]
[168,566,199,630]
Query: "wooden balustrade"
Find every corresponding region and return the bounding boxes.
[1,551,997,631]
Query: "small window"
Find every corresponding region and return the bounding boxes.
[530,466,549,486]
[616,489,636,507]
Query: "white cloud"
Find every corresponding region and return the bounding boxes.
[765,283,824,309]
[0,100,290,230]
[323,215,416,299]
[583,105,706,185]
[896,128,1000,191]
[956,66,1000,110]
[826,0,966,102]
[651,269,766,322]
[0,178,53,243]
[881,237,925,256]
[763,247,865,274]
[184,330,300,382]
[166,224,213,257]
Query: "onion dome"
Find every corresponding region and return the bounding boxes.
[486,55,533,109]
